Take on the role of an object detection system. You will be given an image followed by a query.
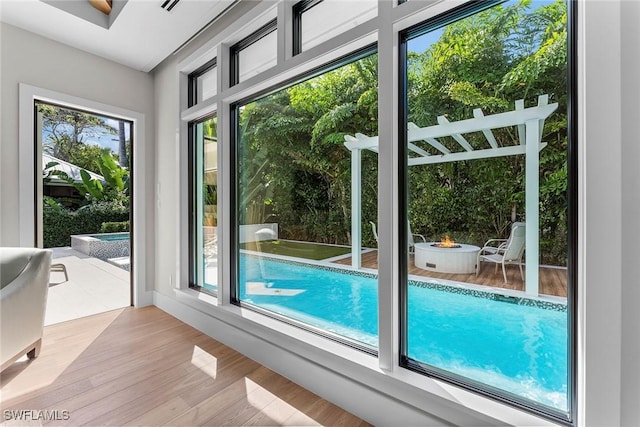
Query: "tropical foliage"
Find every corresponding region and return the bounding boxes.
[238,0,568,265]
[238,54,379,244]
[43,148,130,206]
[40,104,132,247]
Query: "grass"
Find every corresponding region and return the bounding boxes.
[240,240,351,261]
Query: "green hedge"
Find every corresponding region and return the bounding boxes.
[44,201,129,248]
[100,221,130,233]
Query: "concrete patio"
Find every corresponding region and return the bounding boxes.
[46,247,130,325]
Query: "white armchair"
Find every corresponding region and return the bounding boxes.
[1,247,52,371]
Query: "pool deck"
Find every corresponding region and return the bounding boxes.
[46,247,131,325]
[332,250,567,298]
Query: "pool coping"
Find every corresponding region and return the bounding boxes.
[239,250,567,312]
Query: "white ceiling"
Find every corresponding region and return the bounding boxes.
[0,0,235,72]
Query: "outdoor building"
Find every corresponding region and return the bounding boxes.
[0,1,638,426]
[42,153,105,206]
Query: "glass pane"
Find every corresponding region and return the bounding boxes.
[300,0,377,52]
[238,30,277,83]
[404,0,570,415]
[196,66,217,104]
[195,116,218,292]
[236,53,379,349]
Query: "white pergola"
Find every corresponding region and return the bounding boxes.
[344,95,558,296]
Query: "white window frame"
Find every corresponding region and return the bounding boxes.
[169,0,626,425]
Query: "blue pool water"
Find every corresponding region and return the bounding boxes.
[237,254,568,411]
[90,232,129,241]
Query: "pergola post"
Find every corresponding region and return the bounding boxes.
[525,119,540,295]
[351,148,362,269]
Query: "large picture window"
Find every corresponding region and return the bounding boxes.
[233,51,379,350]
[398,0,573,421]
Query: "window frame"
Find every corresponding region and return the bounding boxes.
[188,113,218,294]
[229,44,380,355]
[188,58,217,108]
[230,19,278,87]
[292,0,323,55]
[397,1,578,424]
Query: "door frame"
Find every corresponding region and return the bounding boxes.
[19,84,151,307]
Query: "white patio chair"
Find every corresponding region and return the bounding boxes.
[476,222,526,283]
[369,221,426,253]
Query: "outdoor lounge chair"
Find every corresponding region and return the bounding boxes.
[369,221,426,253]
[476,222,526,283]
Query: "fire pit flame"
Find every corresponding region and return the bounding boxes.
[431,235,461,249]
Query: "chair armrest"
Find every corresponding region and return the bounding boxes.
[412,234,427,243]
[482,238,507,247]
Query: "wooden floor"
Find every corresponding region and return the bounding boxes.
[0,307,370,426]
[334,251,567,298]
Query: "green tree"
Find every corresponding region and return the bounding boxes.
[238,54,378,244]
[66,143,107,174]
[118,121,128,167]
[38,104,118,168]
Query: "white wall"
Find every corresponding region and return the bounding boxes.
[0,22,155,288]
[152,0,257,298]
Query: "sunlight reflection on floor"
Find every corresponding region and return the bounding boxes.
[190,345,218,379]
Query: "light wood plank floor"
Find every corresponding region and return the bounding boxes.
[0,307,370,426]
[334,251,568,298]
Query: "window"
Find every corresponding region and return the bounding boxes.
[230,20,277,86]
[232,50,379,350]
[400,0,574,422]
[180,0,580,423]
[188,59,217,107]
[190,115,218,293]
[293,0,377,54]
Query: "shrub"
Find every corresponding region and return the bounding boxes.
[43,200,129,248]
[100,221,130,233]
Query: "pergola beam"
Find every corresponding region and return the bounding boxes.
[409,102,557,141]
[408,143,431,158]
[473,108,499,148]
[437,115,473,151]
[408,143,547,166]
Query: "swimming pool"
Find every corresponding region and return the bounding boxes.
[235,253,568,411]
[71,232,130,263]
[89,232,129,241]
